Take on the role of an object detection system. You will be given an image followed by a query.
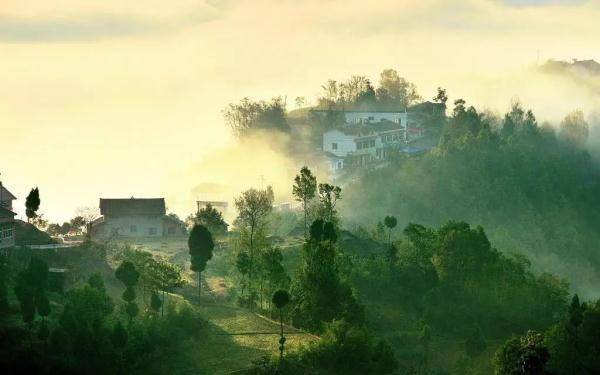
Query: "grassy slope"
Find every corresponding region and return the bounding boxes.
[119,237,317,374]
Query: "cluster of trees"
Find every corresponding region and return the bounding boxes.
[338,220,575,372]
[232,186,290,310]
[185,203,228,235]
[245,167,398,374]
[116,247,185,315]
[494,295,600,374]
[223,97,290,137]
[317,69,422,110]
[3,254,205,373]
[343,99,600,294]
[46,215,86,236]
[289,218,363,332]
[13,257,51,348]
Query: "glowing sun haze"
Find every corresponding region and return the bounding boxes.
[1,0,598,221]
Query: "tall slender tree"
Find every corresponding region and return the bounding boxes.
[384,216,397,248]
[25,187,40,223]
[292,166,317,238]
[234,187,273,307]
[188,224,214,302]
[318,183,341,222]
[272,289,290,366]
[115,261,140,323]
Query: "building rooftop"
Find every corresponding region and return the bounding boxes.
[312,108,407,114]
[99,198,166,216]
[327,121,404,136]
[0,185,16,201]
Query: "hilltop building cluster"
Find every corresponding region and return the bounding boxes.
[317,102,445,175]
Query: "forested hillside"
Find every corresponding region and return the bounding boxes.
[342,100,600,297]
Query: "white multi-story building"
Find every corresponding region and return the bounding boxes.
[322,123,424,173]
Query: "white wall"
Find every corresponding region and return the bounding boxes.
[323,129,356,157]
[100,215,164,237]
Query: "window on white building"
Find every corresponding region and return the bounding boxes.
[149,228,157,235]
[332,143,338,150]
[130,225,137,233]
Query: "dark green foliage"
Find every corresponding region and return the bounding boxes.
[192,203,228,235]
[465,325,486,358]
[37,319,49,343]
[25,187,40,221]
[272,290,290,310]
[259,247,290,309]
[568,294,583,328]
[290,220,363,332]
[111,322,128,349]
[188,224,214,299]
[116,261,140,322]
[125,302,139,320]
[250,320,398,374]
[308,219,337,244]
[0,257,8,313]
[343,219,569,363]
[59,284,114,339]
[188,224,214,274]
[342,100,600,294]
[236,251,251,276]
[122,286,136,303]
[150,291,162,313]
[318,183,341,222]
[14,258,50,327]
[383,216,397,230]
[544,298,600,374]
[494,331,550,375]
[384,215,397,247]
[115,261,140,288]
[36,292,50,318]
[88,273,106,293]
[293,166,317,236]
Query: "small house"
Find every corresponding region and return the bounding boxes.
[91,197,186,239]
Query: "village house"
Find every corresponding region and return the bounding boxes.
[91,197,186,239]
[319,103,444,174]
[0,183,16,250]
[322,121,424,173]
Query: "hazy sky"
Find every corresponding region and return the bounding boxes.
[1,0,599,222]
